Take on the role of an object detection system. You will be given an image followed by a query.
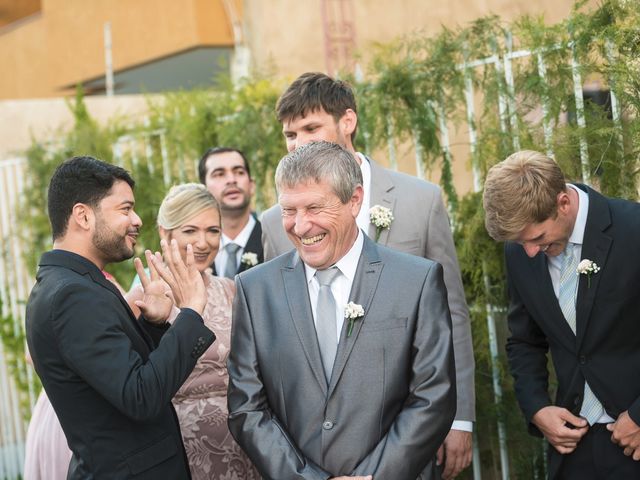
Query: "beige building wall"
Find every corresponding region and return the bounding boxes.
[0,0,236,99]
[245,0,596,80]
[0,95,155,159]
[244,0,597,194]
[1,0,600,192]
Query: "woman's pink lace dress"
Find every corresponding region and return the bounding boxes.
[171,274,259,480]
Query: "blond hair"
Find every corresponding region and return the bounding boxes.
[483,150,566,241]
[157,183,220,230]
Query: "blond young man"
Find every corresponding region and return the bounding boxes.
[484,150,640,479]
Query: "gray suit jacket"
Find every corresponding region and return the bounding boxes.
[261,156,475,423]
[227,234,456,479]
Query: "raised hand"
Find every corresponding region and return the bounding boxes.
[532,406,589,454]
[133,250,173,324]
[607,410,640,460]
[151,239,207,315]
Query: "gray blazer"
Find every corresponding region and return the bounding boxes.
[227,234,456,479]
[261,156,475,423]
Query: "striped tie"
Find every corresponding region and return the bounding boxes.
[558,243,603,424]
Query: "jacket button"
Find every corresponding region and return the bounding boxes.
[322,420,334,430]
[579,355,586,365]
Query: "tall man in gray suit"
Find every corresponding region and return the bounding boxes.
[228,141,456,479]
[261,72,475,479]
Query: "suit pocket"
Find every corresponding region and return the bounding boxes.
[125,435,177,475]
[361,317,407,333]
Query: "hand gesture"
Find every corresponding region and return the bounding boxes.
[532,406,589,454]
[133,250,173,324]
[151,239,207,315]
[437,429,473,479]
[607,410,640,460]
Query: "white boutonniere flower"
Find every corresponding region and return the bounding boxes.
[369,205,394,242]
[344,302,365,337]
[241,252,258,267]
[577,259,600,288]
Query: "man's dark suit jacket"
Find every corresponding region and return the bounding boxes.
[212,218,263,276]
[505,185,640,477]
[25,250,215,479]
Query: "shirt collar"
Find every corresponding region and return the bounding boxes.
[567,184,588,246]
[220,214,256,248]
[356,152,371,176]
[305,229,364,284]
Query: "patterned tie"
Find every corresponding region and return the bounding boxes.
[223,243,241,279]
[315,267,341,383]
[558,243,603,424]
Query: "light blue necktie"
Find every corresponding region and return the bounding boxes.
[315,267,341,383]
[223,243,241,279]
[559,243,603,424]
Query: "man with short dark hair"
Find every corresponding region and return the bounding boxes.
[26,156,215,479]
[198,147,263,277]
[261,72,475,479]
[484,150,640,479]
[228,141,456,479]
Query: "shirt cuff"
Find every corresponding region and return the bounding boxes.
[451,420,473,432]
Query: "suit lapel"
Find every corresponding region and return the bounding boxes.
[508,244,575,349]
[527,251,576,345]
[575,186,612,349]
[328,236,382,397]
[237,220,263,274]
[367,157,396,245]
[89,269,154,351]
[281,253,328,395]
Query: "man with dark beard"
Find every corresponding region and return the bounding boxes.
[26,156,216,479]
[198,147,263,278]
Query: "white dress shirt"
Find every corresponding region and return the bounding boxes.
[305,230,364,342]
[355,152,372,232]
[215,214,256,275]
[547,184,613,424]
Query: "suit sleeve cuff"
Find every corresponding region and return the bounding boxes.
[451,420,473,432]
[178,307,204,322]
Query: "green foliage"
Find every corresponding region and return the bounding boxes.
[0,295,40,421]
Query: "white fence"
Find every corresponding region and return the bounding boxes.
[0,157,36,480]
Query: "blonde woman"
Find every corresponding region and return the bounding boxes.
[129,183,258,479]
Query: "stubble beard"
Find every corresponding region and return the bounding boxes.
[220,191,251,218]
[92,222,135,264]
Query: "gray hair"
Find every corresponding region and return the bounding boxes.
[275,141,363,203]
[157,183,220,230]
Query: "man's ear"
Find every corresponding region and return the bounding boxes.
[350,185,364,217]
[340,109,357,139]
[557,190,571,213]
[70,203,93,232]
